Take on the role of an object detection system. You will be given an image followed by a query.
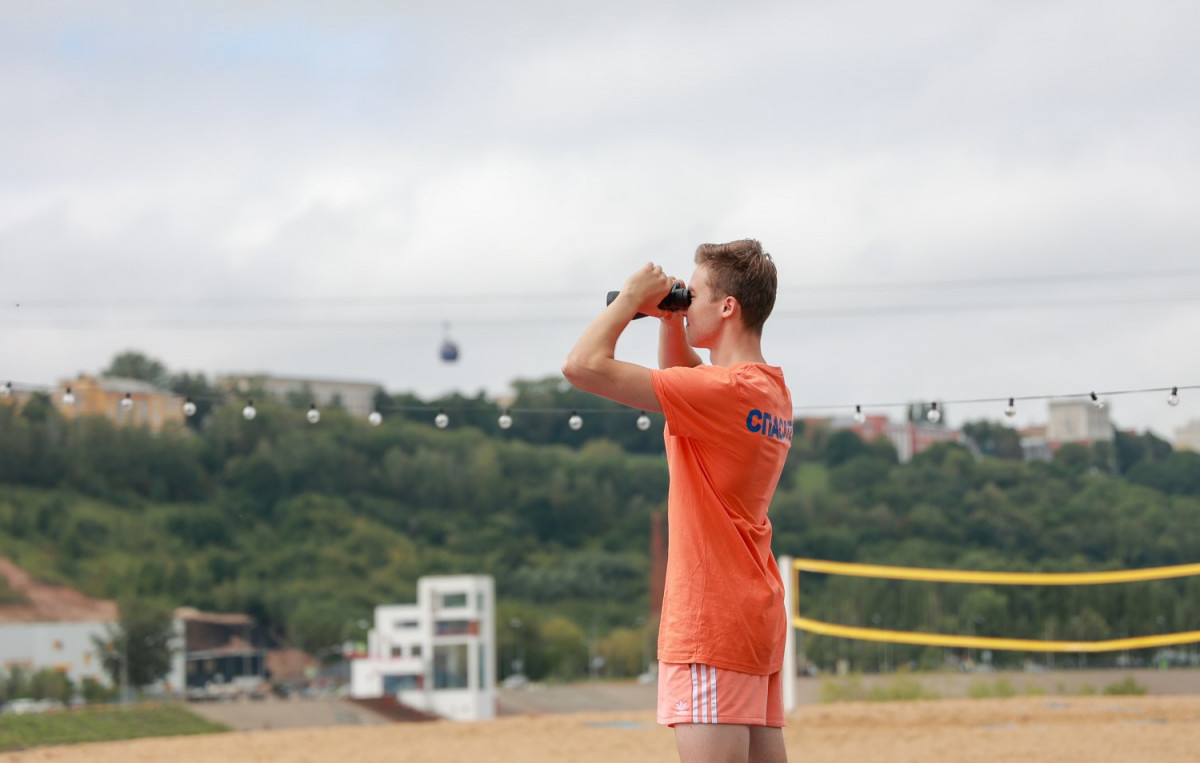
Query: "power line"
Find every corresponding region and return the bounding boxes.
[795,267,1200,293]
[7,266,1200,309]
[1,292,1198,330]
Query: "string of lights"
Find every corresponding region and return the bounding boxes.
[2,378,1194,432]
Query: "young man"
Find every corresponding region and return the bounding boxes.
[562,239,792,763]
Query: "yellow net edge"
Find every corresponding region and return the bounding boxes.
[790,557,1200,652]
[791,558,1200,585]
[794,616,1200,653]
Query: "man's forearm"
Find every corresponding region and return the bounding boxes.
[562,293,662,412]
[658,313,702,369]
[563,293,640,385]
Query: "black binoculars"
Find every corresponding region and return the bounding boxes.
[605,283,693,320]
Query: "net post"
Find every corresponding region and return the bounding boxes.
[780,555,797,713]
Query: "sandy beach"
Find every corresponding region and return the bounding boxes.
[3,695,1199,763]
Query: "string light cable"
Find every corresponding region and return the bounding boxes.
[0,380,1194,431]
[830,385,1197,425]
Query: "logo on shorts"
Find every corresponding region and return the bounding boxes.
[674,700,689,715]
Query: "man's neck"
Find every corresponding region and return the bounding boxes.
[707,329,766,367]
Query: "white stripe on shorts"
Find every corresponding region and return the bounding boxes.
[688,664,720,724]
[709,665,718,723]
[691,664,700,723]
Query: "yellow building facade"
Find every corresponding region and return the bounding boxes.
[54,376,186,433]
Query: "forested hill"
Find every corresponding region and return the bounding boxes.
[2,379,1200,679]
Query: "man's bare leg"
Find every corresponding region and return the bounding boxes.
[674,724,749,763]
[748,726,788,763]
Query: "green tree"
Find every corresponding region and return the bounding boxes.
[1053,442,1092,479]
[104,351,170,387]
[93,598,175,696]
[865,436,900,465]
[541,615,588,681]
[962,420,1023,460]
[169,371,220,430]
[1128,452,1200,496]
[825,430,867,467]
[29,668,73,703]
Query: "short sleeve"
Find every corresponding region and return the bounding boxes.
[650,365,738,442]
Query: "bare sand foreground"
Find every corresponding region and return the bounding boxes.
[3,695,1200,763]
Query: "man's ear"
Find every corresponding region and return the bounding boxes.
[720,296,738,319]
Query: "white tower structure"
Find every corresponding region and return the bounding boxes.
[351,575,496,721]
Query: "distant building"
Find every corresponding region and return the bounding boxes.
[818,414,965,464]
[0,558,117,687]
[1175,420,1200,453]
[167,608,269,698]
[0,382,32,410]
[219,374,382,414]
[54,375,186,433]
[350,575,496,722]
[1046,399,1113,446]
[1018,425,1053,462]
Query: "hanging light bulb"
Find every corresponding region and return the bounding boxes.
[242,399,257,420]
[1167,387,1180,407]
[853,405,865,424]
[62,387,75,406]
[368,409,383,426]
[498,410,513,430]
[435,409,449,429]
[306,403,321,424]
[568,411,583,431]
[182,397,197,417]
[926,402,942,424]
[1,382,11,398]
[636,412,651,431]
[120,392,134,410]
[1090,391,1105,409]
[1004,398,1016,418]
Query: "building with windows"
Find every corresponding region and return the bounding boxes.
[54,376,186,433]
[1046,398,1114,446]
[166,608,269,699]
[1018,425,1053,462]
[0,621,113,688]
[350,575,495,721]
[0,558,116,688]
[819,413,966,464]
[218,374,382,414]
[1176,420,1200,453]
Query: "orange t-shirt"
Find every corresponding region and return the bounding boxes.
[649,362,793,675]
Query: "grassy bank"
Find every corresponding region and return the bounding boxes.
[820,672,1150,704]
[0,703,229,751]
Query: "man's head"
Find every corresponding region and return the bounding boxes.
[692,239,777,335]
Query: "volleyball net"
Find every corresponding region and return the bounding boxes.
[785,557,1200,654]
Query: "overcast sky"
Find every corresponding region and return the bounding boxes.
[2,1,1198,439]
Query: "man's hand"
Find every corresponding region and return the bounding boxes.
[615,262,679,319]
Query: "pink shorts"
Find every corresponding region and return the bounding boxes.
[656,662,785,728]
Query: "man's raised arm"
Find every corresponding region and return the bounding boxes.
[562,263,673,413]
